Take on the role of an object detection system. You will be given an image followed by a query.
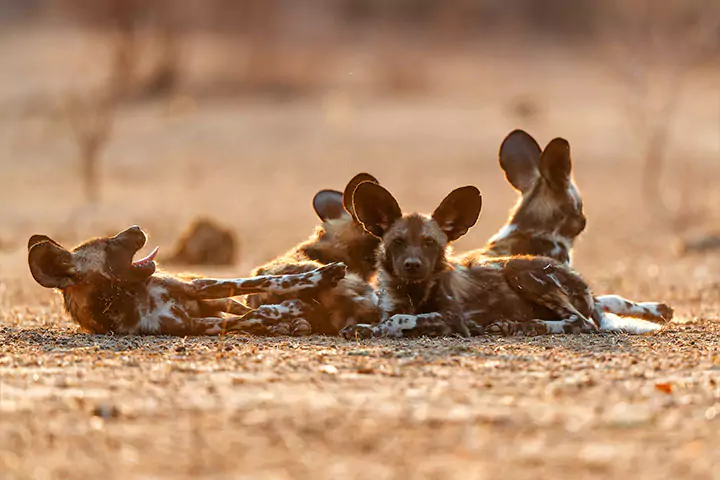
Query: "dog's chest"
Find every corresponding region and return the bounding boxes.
[135,283,194,334]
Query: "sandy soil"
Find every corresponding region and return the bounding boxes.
[0,29,719,479]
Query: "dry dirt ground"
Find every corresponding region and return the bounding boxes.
[0,30,719,479]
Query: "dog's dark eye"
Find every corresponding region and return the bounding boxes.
[392,238,406,248]
[422,237,436,248]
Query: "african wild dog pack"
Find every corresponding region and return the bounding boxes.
[27,130,673,337]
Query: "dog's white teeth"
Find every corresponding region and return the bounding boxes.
[132,246,159,267]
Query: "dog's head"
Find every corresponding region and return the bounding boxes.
[499,129,586,240]
[308,173,382,279]
[353,183,481,284]
[28,226,158,290]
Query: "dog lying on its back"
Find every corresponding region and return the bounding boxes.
[28,226,345,336]
[467,129,672,322]
[247,173,381,334]
[341,182,670,339]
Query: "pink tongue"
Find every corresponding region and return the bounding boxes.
[132,246,159,267]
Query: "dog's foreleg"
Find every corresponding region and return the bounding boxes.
[190,262,346,299]
[341,312,453,339]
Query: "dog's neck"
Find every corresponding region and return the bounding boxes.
[482,226,572,264]
[62,277,150,334]
[377,261,451,317]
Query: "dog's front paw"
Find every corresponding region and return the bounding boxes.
[655,303,674,323]
[290,318,313,336]
[314,262,347,290]
[340,323,376,340]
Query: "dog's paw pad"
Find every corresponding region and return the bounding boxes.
[340,324,375,340]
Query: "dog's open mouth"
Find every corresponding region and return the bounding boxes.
[131,246,159,269]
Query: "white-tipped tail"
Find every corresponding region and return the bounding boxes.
[597,312,662,334]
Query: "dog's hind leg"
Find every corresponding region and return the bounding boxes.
[594,295,673,323]
[189,262,346,299]
[503,257,598,332]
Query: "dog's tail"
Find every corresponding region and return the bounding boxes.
[593,309,662,334]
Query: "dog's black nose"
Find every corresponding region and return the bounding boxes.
[404,259,422,274]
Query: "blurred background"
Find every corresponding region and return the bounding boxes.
[0,0,718,299]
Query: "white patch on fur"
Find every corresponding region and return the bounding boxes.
[540,320,570,334]
[378,314,417,338]
[487,224,517,244]
[597,312,661,334]
[136,284,173,334]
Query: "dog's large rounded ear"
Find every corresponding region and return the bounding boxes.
[28,240,76,289]
[352,182,402,238]
[28,234,62,251]
[313,189,346,221]
[432,186,482,242]
[539,137,572,192]
[343,172,379,220]
[499,129,542,193]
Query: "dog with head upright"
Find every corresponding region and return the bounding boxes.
[464,129,587,265]
[341,182,669,339]
[247,173,381,335]
[464,129,673,323]
[28,226,346,336]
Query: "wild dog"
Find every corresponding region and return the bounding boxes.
[28,226,346,336]
[246,173,381,334]
[464,129,586,265]
[463,129,672,322]
[340,182,669,339]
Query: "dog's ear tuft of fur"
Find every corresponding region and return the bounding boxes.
[432,186,482,242]
[539,137,572,191]
[352,182,402,238]
[313,189,347,221]
[28,239,76,289]
[343,172,379,220]
[499,129,542,193]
